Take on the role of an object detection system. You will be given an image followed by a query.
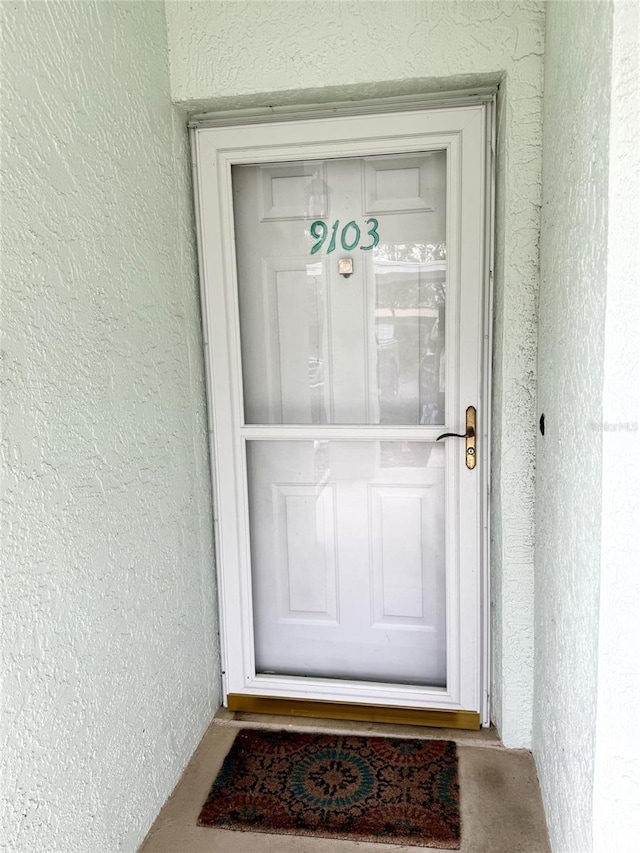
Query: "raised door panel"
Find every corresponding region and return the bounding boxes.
[370,484,444,629]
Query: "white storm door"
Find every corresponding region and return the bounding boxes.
[193,104,489,717]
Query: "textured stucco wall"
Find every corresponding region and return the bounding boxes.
[534,1,613,850]
[591,3,640,850]
[166,0,546,749]
[1,3,219,852]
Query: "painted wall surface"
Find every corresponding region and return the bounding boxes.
[166,0,546,749]
[534,1,613,850]
[1,3,219,852]
[592,3,640,850]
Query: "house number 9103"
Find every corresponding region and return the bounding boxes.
[309,218,380,255]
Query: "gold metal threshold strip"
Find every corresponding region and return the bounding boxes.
[226,694,481,730]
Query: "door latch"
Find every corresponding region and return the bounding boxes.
[436,406,477,469]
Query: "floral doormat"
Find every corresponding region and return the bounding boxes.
[197,729,461,848]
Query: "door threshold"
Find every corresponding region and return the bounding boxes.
[226,694,481,730]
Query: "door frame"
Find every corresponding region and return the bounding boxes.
[190,93,495,727]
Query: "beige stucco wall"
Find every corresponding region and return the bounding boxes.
[592,3,640,849]
[1,3,219,851]
[534,2,612,848]
[166,0,546,748]
[593,2,640,853]
[536,1,640,851]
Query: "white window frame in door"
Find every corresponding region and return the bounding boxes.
[191,99,494,727]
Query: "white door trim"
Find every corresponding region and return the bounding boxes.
[188,88,496,129]
[191,101,494,725]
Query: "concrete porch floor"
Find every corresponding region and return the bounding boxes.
[139,710,551,853]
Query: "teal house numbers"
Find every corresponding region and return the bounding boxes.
[309,218,380,255]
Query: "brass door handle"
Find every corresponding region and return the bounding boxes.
[436,406,477,469]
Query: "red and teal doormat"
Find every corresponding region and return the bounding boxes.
[197,729,461,848]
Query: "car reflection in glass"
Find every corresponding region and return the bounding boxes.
[376,306,444,426]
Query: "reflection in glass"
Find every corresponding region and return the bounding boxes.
[374,240,446,425]
[232,151,447,425]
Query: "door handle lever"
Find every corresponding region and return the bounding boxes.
[436,406,477,469]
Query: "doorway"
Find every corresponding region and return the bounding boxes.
[192,101,491,728]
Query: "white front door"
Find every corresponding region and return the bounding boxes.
[193,103,490,722]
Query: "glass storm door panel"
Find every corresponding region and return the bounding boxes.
[232,153,450,687]
[233,153,447,427]
[247,440,447,685]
